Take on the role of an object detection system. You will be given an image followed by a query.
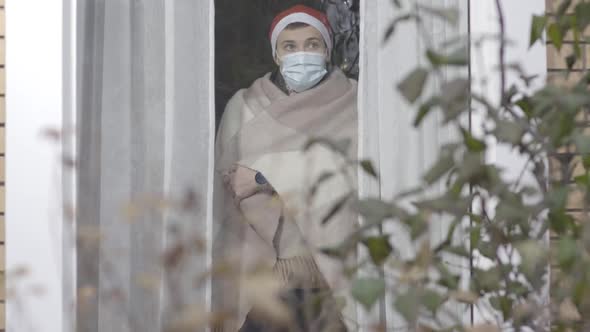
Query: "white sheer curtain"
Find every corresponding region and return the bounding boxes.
[76,1,214,331]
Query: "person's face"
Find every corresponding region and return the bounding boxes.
[274,25,328,65]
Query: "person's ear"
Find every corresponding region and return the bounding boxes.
[274,53,281,66]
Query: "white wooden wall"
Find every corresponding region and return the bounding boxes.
[6,1,67,331]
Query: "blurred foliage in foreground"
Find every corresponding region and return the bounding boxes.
[309,0,590,331]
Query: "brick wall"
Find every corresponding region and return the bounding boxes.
[547,0,590,329]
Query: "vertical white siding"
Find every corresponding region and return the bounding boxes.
[6,1,65,331]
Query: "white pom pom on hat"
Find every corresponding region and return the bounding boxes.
[269,4,333,57]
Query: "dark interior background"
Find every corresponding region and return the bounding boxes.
[214,0,360,132]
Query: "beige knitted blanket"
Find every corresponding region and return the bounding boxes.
[212,68,358,331]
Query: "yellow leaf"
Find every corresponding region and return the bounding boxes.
[466,324,501,332]
[559,298,581,322]
[241,271,291,324]
[77,286,97,306]
[449,290,478,304]
[166,305,213,332]
[136,274,161,292]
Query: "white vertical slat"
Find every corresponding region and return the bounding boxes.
[161,0,175,323]
[161,0,214,323]
[98,2,132,330]
[206,0,216,316]
[359,0,469,329]
[357,0,384,330]
[63,0,77,331]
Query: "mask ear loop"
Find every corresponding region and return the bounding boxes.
[324,43,333,72]
[274,47,283,68]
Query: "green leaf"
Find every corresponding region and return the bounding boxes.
[490,296,514,320]
[421,289,446,313]
[548,22,564,50]
[436,262,460,290]
[507,280,531,297]
[440,79,470,122]
[516,240,547,284]
[477,241,497,260]
[574,173,590,187]
[423,153,455,184]
[557,0,573,16]
[446,245,470,258]
[473,267,501,292]
[456,153,487,186]
[414,96,441,127]
[548,209,575,235]
[575,3,590,30]
[440,78,470,104]
[426,47,469,67]
[416,193,472,217]
[461,128,486,152]
[320,245,348,259]
[495,199,528,223]
[397,67,429,103]
[418,5,459,25]
[515,97,533,118]
[351,278,385,310]
[548,187,569,210]
[333,295,347,311]
[321,192,352,225]
[408,215,428,239]
[574,133,590,154]
[395,289,420,323]
[362,236,393,265]
[470,225,481,249]
[530,15,547,47]
[353,198,396,223]
[494,120,524,144]
[558,237,577,269]
[383,14,417,44]
[360,159,379,179]
[566,53,577,70]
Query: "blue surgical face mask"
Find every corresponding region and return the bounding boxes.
[280,52,328,93]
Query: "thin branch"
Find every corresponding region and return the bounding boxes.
[495,0,507,105]
[512,155,534,191]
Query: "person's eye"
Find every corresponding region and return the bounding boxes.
[284,44,295,51]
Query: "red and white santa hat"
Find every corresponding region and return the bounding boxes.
[269,5,333,57]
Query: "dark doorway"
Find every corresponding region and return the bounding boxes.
[214,0,360,132]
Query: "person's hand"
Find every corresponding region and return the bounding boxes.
[223,164,311,259]
[222,164,273,205]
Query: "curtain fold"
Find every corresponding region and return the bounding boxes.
[76,1,213,331]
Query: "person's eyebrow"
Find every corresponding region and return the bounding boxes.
[281,40,297,45]
[306,37,323,42]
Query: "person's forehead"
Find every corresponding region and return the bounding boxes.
[277,25,324,41]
